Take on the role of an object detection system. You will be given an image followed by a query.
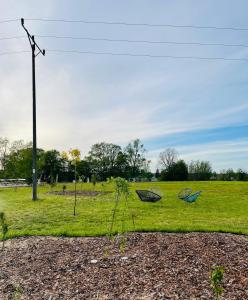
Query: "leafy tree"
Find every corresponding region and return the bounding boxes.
[236,169,248,181]
[3,147,44,183]
[40,150,64,183]
[188,160,212,181]
[124,139,146,177]
[77,160,91,180]
[160,160,188,181]
[155,169,160,178]
[218,169,236,181]
[86,142,123,180]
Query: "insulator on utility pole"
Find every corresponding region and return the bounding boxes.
[21,18,45,201]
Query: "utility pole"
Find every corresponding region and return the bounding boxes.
[21,18,45,200]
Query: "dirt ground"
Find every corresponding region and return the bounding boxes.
[0,233,247,299]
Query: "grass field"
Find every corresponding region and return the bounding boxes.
[0,181,248,238]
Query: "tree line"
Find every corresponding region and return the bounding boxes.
[0,137,152,183]
[157,148,248,181]
[0,137,247,182]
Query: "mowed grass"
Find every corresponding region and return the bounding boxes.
[0,181,248,238]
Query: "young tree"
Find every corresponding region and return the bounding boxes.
[158,148,178,170]
[63,149,81,216]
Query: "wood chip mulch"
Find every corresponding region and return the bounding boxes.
[0,233,248,299]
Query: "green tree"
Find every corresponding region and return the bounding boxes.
[86,142,123,180]
[3,147,44,183]
[124,139,146,178]
[188,160,212,181]
[40,150,64,183]
[236,169,248,181]
[160,160,188,181]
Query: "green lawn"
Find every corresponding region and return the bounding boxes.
[0,181,248,238]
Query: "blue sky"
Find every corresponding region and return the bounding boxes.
[0,0,248,171]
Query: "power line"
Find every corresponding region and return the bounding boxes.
[47,49,248,62]
[25,18,248,31]
[37,34,248,48]
[0,50,29,56]
[1,48,247,62]
[0,18,19,23]
[1,17,248,32]
[2,34,248,49]
[0,36,26,40]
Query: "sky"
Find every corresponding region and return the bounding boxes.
[0,0,248,172]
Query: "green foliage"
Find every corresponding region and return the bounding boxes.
[86,142,126,180]
[210,265,225,298]
[40,150,64,183]
[3,147,44,183]
[62,185,67,193]
[13,283,23,300]
[125,139,146,177]
[188,160,212,181]
[160,160,188,181]
[109,177,131,236]
[0,212,8,249]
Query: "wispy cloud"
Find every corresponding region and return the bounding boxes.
[1,0,248,170]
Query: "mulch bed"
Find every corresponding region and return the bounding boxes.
[47,190,112,197]
[0,233,248,299]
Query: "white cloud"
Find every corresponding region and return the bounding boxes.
[1,0,248,172]
[148,139,248,172]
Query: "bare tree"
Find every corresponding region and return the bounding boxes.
[159,148,178,170]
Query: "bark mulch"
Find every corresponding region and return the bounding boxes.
[0,233,247,299]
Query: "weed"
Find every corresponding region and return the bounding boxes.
[210,265,225,298]
[13,283,23,300]
[0,212,8,249]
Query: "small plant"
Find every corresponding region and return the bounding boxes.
[62,184,67,194]
[0,212,8,249]
[48,176,56,192]
[106,177,136,254]
[210,265,225,298]
[80,175,85,191]
[91,174,97,189]
[62,149,81,216]
[13,283,23,300]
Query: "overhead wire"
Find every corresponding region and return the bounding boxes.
[1,17,248,31]
[0,18,20,23]
[24,18,248,31]
[1,34,248,49]
[46,49,248,62]
[1,18,248,61]
[0,48,247,62]
[0,50,30,56]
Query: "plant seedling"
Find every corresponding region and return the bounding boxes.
[0,212,8,249]
[210,265,225,298]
